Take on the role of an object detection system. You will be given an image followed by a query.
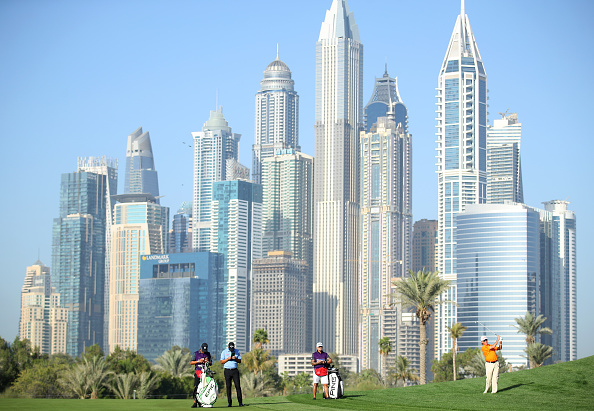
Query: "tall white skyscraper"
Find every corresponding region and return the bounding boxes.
[192,107,241,252]
[487,112,523,204]
[539,200,577,363]
[359,115,412,375]
[252,50,299,185]
[313,0,363,356]
[435,0,487,357]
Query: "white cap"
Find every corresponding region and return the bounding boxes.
[316,342,323,347]
[481,335,488,341]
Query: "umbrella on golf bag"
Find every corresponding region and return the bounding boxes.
[195,362,218,407]
[327,367,343,399]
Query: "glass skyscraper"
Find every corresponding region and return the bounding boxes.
[125,127,160,200]
[137,252,223,361]
[359,115,412,375]
[51,157,117,356]
[364,67,407,133]
[314,0,363,356]
[538,200,577,363]
[192,107,241,252]
[210,180,262,351]
[457,203,540,368]
[169,202,193,254]
[487,113,523,204]
[252,50,299,185]
[435,1,487,357]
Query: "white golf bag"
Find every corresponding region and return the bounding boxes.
[195,363,218,407]
[327,367,343,399]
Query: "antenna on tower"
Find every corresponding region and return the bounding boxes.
[276,43,279,60]
[461,0,465,16]
[216,89,219,111]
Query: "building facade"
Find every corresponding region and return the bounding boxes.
[435,1,488,357]
[487,113,523,204]
[108,194,169,352]
[538,200,577,363]
[364,67,407,133]
[456,203,540,368]
[51,157,117,356]
[125,127,160,200]
[192,107,242,252]
[210,180,263,351]
[169,202,193,254]
[252,51,299,185]
[313,0,363,356]
[411,219,438,274]
[252,251,307,356]
[359,116,412,375]
[137,252,223,361]
[19,261,68,355]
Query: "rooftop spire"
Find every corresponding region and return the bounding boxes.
[461,0,465,17]
[276,43,279,60]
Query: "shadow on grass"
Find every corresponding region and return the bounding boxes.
[497,382,534,392]
[248,400,293,405]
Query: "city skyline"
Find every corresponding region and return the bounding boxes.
[1,0,592,359]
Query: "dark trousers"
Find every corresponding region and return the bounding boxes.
[224,368,242,404]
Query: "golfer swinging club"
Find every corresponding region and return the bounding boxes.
[481,334,502,394]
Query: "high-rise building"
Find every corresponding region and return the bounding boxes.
[313,0,363,356]
[19,261,68,355]
[487,113,523,204]
[457,203,540,368]
[539,200,577,363]
[210,180,263,351]
[125,127,160,200]
[252,251,307,356]
[261,149,314,346]
[137,252,223,361]
[364,67,408,133]
[359,115,412,375]
[192,107,242,252]
[108,194,169,352]
[169,202,193,254]
[51,157,117,356]
[252,50,299,185]
[411,219,438,274]
[435,1,487,357]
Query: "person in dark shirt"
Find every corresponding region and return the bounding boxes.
[190,342,212,408]
[311,342,332,400]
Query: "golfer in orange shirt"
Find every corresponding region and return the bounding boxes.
[481,335,502,394]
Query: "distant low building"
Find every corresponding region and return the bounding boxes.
[277,353,359,377]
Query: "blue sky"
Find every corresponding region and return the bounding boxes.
[1,0,592,359]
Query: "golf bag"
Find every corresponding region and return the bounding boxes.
[327,367,343,399]
[195,363,218,407]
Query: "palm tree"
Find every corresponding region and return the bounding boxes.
[154,347,193,378]
[378,337,392,378]
[137,371,161,399]
[252,329,269,350]
[59,363,90,399]
[240,372,276,398]
[391,268,452,384]
[85,356,112,399]
[242,347,276,377]
[464,350,487,377]
[447,322,467,381]
[513,312,552,368]
[525,343,553,368]
[389,355,419,387]
[107,372,138,399]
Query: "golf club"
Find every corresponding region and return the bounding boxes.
[475,321,502,342]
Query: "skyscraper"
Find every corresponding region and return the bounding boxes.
[52,157,117,356]
[125,127,160,199]
[192,107,241,252]
[108,194,169,352]
[314,0,363,356]
[411,219,438,274]
[457,203,540,368]
[364,67,407,133]
[19,261,68,355]
[252,50,299,185]
[359,114,412,375]
[539,200,577,363]
[487,112,523,204]
[169,202,193,254]
[435,0,487,357]
[210,180,263,350]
